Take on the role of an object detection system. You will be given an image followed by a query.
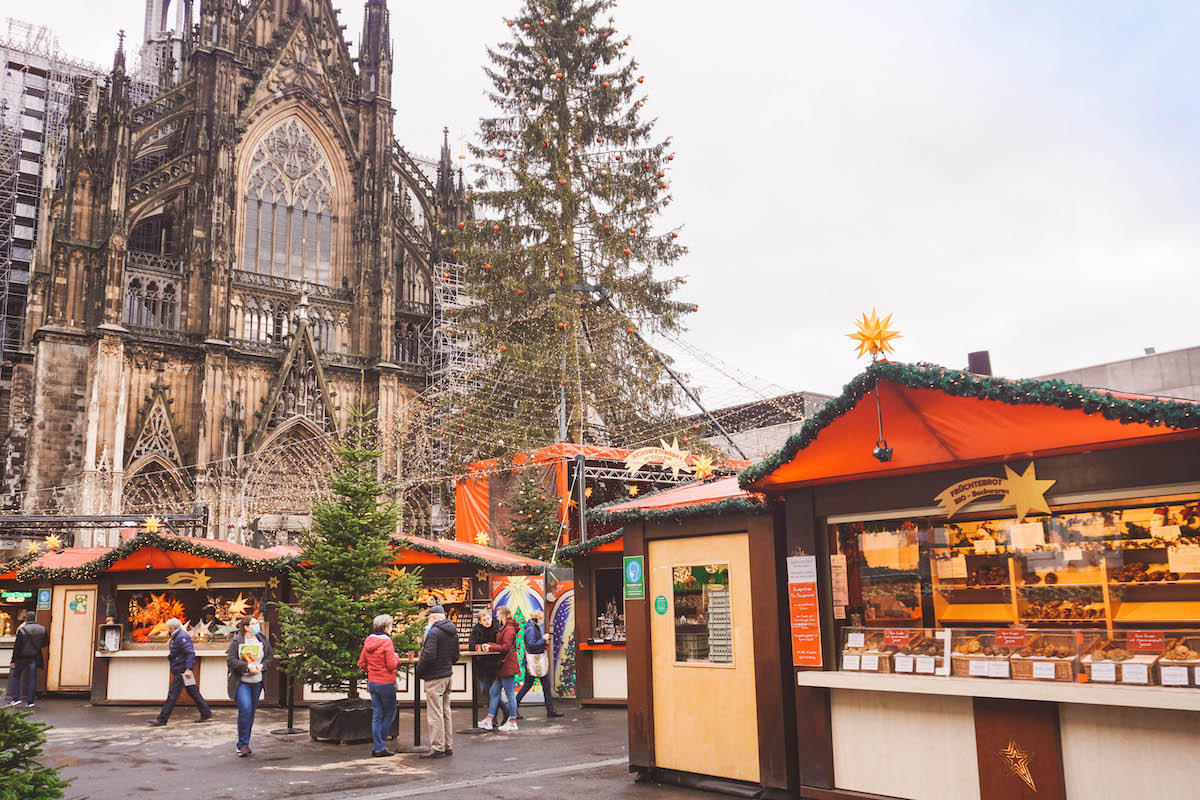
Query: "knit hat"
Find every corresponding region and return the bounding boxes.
[428,605,445,616]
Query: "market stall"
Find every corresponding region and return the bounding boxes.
[299,534,548,706]
[736,361,1200,800]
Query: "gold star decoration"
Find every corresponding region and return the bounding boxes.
[386,566,408,580]
[166,570,211,590]
[142,516,163,534]
[43,534,63,551]
[475,569,489,582]
[226,592,251,619]
[475,531,491,546]
[847,309,901,359]
[997,739,1036,792]
[1003,463,1055,523]
[692,455,715,481]
[267,577,280,590]
[584,486,593,498]
[628,484,640,497]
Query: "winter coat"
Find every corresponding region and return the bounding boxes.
[167,627,197,674]
[487,618,521,678]
[469,620,499,683]
[225,631,273,700]
[12,621,48,666]
[415,619,460,681]
[523,620,547,655]
[358,633,400,684]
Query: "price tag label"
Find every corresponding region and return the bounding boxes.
[1032,661,1057,680]
[1151,525,1182,542]
[995,629,1027,647]
[842,654,861,671]
[884,629,912,646]
[834,605,846,620]
[1128,631,1165,651]
[1121,663,1149,685]
[1009,521,1046,551]
[1091,662,1116,682]
[969,660,989,677]
[1161,666,1189,686]
[861,654,880,671]
[1062,547,1084,563]
[974,538,997,554]
[915,656,936,674]
[894,655,915,673]
[847,632,865,649]
[936,554,968,579]
[1168,545,1200,575]
[988,660,1011,679]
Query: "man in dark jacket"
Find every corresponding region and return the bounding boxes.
[414,605,460,758]
[6,611,47,708]
[148,618,212,725]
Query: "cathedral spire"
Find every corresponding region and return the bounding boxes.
[436,127,455,199]
[359,0,392,98]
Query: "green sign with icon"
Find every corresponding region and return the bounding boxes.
[623,555,645,600]
[654,595,668,615]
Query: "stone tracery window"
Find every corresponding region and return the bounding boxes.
[241,118,335,285]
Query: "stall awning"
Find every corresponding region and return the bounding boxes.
[741,362,1200,492]
[392,534,548,573]
[587,476,769,528]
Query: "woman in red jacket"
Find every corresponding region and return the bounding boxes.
[358,614,401,757]
[480,605,520,731]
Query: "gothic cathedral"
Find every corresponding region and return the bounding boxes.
[4,0,466,543]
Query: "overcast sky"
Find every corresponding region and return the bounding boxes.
[14,1,1200,396]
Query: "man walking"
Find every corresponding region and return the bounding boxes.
[148,618,212,726]
[6,611,47,708]
[414,605,459,758]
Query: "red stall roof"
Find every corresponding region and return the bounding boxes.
[741,362,1200,492]
[392,534,548,572]
[596,476,759,514]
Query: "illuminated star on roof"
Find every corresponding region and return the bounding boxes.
[847,309,901,359]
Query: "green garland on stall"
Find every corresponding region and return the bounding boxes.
[587,495,770,527]
[0,548,45,576]
[391,536,544,574]
[13,530,298,582]
[554,529,625,561]
[740,361,1200,489]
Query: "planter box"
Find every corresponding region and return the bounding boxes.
[309,697,399,744]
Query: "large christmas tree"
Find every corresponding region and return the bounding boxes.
[448,0,691,464]
[502,471,563,561]
[275,409,423,698]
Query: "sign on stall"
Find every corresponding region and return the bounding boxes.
[623,556,645,601]
[787,555,821,667]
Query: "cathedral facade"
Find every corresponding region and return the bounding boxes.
[4,0,464,543]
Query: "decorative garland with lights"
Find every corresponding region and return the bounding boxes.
[588,495,770,528]
[392,536,546,574]
[10,531,297,582]
[740,361,1200,489]
[554,529,625,561]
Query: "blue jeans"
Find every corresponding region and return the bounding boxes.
[367,680,397,753]
[235,681,263,750]
[7,658,36,704]
[488,675,516,720]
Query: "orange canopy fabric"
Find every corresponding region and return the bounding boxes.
[750,372,1200,492]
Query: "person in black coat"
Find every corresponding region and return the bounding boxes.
[6,611,47,708]
[226,615,273,757]
[148,618,212,726]
[415,605,460,758]
[468,607,498,705]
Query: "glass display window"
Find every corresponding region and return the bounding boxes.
[117,587,264,644]
[672,563,732,665]
[593,567,625,643]
[417,577,473,642]
[840,627,949,675]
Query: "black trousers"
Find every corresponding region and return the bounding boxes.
[515,672,556,713]
[156,672,211,721]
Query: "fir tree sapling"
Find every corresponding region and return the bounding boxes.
[275,409,423,698]
[0,708,72,800]
[450,0,692,463]
[503,471,563,562]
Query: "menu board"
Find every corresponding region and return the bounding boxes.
[1128,631,1165,652]
[787,556,821,667]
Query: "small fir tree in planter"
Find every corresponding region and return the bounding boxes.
[275,408,423,743]
[503,471,562,562]
[0,708,72,800]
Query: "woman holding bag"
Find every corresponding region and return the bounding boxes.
[226,615,273,757]
[514,610,563,718]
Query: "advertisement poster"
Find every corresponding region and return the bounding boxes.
[787,555,821,667]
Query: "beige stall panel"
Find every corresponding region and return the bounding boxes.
[47,585,96,691]
[108,657,171,701]
[197,653,228,700]
[831,689,981,800]
[1061,703,1200,798]
[592,648,628,700]
[649,533,758,784]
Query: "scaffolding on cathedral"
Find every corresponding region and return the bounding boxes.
[0,19,102,394]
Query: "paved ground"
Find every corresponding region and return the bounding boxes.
[24,698,710,800]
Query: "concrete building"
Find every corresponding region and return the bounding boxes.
[1037,345,1200,402]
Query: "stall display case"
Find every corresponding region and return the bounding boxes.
[840,627,949,676]
[117,586,265,644]
[417,577,473,644]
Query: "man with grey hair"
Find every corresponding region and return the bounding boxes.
[149,617,212,726]
[415,605,460,758]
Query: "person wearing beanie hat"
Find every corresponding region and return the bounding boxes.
[415,605,459,757]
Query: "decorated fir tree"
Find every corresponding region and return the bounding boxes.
[0,708,71,800]
[275,409,423,698]
[448,0,691,463]
[503,471,563,561]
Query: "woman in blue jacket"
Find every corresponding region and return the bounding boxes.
[513,610,563,719]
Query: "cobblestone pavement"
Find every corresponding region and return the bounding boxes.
[27,698,707,800]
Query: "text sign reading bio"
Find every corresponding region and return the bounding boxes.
[623,556,645,601]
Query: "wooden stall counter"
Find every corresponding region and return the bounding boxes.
[95,646,232,704]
